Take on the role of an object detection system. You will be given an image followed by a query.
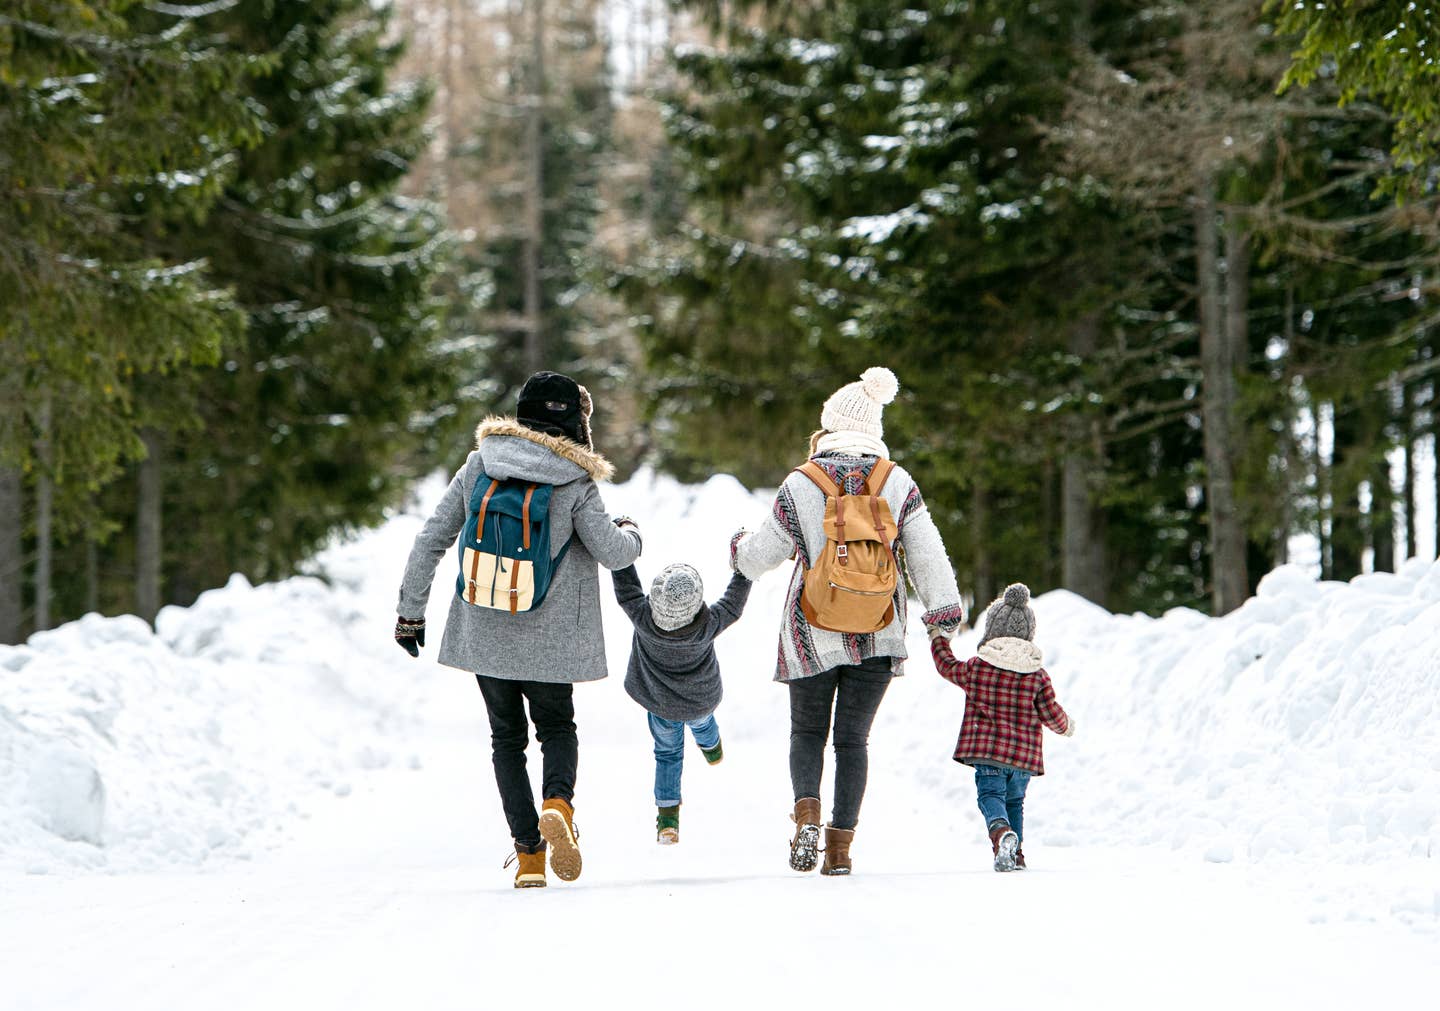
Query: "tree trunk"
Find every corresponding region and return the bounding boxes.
[0,466,22,644]
[34,391,53,632]
[1329,403,1364,580]
[1195,181,1248,613]
[971,481,994,610]
[1274,285,1295,567]
[443,0,459,208]
[1040,456,1058,589]
[1061,314,1108,606]
[84,534,99,615]
[136,428,163,624]
[1317,402,1333,579]
[1402,382,1417,562]
[1371,447,1395,572]
[522,0,547,374]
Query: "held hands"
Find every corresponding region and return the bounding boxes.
[926,623,948,641]
[394,617,426,658]
[613,515,643,554]
[1064,716,1077,738]
[729,529,749,572]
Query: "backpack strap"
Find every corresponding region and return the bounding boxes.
[476,478,500,533]
[521,484,536,551]
[795,461,840,498]
[864,458,895,496]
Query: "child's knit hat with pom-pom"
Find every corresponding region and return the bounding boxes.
[979,583,1037,647]
[821,366,900,440]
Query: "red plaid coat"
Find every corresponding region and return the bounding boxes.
[930,636,1070,776]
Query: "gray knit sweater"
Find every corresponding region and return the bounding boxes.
[733,451,964,682]
[612,564,752,722]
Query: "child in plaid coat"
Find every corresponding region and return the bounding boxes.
[927,583,1074,872]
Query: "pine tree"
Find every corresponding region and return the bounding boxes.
[126,0,448,600]
[0,0,256,636]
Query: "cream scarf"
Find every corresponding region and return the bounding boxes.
[977,636,1044,674]
[814,430,890,459]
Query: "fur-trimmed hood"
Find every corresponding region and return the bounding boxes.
[977,636,1044,674]
[475,416,615,483]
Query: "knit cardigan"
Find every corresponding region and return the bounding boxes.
[733,452,965,682]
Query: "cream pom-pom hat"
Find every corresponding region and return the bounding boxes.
[819,366,900,440]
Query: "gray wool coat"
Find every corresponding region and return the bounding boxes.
[612,564,752,722]
[396,417,642,684]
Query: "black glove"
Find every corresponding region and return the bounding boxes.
[395,617,426,658]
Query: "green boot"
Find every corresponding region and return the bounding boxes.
[701,738,724,765]
[657,805,680,845]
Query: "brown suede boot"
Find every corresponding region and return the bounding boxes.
[539,797,582,882]
[1015,848,1027,870]
[820,825,855,876]
[789,797,822,872]
[506,842,547,889]
[989,820,1019,873]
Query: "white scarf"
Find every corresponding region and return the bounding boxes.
[815,430,890,459]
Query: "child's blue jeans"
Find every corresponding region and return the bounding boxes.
[648,712,719,806]
[974,764,1031,841]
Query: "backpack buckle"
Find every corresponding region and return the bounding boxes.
[836,544,849,561]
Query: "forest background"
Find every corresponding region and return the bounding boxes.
[3,0,1438,642]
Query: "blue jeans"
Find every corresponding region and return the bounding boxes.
[649,712,720,806]
[974,764,1031,841]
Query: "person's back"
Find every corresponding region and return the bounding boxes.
[612,561,750,843]
[394,371,642,888]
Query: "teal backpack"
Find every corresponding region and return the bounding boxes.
[454,470,571,613]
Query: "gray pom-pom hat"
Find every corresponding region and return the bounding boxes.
[650,563,705,631]
[979,583,1037,647]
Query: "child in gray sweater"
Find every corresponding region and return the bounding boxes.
[611,561,751,843]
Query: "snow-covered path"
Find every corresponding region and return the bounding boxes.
[4,469,1439,1009]
[5,675,1435,1011]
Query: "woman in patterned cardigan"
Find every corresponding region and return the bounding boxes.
[732,367,965,876]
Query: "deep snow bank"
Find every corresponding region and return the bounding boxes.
[0,479,448,873]
[1023,561,1440,867]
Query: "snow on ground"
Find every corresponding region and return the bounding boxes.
[2,467,1439,1009]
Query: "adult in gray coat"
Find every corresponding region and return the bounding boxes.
[394,371,642,888]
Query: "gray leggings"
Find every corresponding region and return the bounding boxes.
[787,656,894,831]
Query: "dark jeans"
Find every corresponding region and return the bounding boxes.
[787,656,893,831]
[476,676,578,849]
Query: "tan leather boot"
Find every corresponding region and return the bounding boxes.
[507,843,547,888]
[821,825,855,876]
[789,797,822,872]
[539,797,582,882]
